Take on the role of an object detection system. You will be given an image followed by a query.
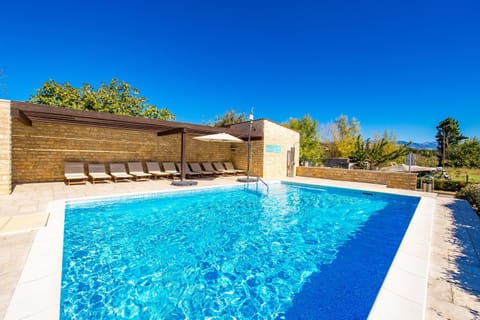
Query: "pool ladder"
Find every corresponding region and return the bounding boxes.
[244,175,270,193]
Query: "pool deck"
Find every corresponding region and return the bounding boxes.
[1,176,479,319]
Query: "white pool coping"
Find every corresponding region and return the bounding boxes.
[5,180,434,320]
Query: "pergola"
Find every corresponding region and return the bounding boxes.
[11,101,262,183]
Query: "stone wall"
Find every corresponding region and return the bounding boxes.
[231,140,264,177]
[0,100,12,194]
[11,119,237,183]
[230,121,265,177]
[296,166,418,190]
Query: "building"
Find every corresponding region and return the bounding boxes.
[0,100,299,194]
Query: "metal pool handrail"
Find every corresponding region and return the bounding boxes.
[244,175,269,193]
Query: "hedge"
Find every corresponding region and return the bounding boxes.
[456,184,480,213]
[416,178,467,192]
[434,179,467,192]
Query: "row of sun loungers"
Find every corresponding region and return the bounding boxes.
[64,161,246,185]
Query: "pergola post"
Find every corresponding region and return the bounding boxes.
[180,128,186,181]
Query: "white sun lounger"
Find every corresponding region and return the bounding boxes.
[162,162,181,179]
[127,162,152,181]
[176,163,202,178]
[145,162,171,179]
[87,163,112,184]
[109,163,133,183]
[224,162,246,175]
[202,162,223,175]
[64,162,88,185]
[189,163,214,176]
[213,162,236,175]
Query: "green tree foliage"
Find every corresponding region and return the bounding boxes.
[457,184,480,213]
[29,78,175,120]
[350,135,411,169]
[449,138,480,168]
[412,149,438,167]
[328,115,360,157]
[436,117,466,167]
[286,115,324,165]
[375,130,406,164]
[212,109,247,127]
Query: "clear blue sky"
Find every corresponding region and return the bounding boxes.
[1,0,479,142]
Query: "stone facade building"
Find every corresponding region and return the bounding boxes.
[0,100,300,194]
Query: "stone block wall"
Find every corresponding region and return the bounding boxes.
[296,166,418,190]
[0,100,12,194]
[230,121,265,177]
[231,140,264,177]
[11,119,235,183]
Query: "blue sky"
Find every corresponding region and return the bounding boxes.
[1,0,479,142]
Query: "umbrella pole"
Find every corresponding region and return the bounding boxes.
[180,129,186,181]
[247,109,253,179]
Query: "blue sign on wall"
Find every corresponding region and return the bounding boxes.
[266,144,281,153]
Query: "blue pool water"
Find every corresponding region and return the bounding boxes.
[61,182,419,319]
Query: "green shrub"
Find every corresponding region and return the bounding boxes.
[456,184,480,213]
[434,179,466,192]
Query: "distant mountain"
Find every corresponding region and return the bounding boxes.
[398,140,437,150]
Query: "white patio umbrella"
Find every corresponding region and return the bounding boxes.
[193,132,244,143]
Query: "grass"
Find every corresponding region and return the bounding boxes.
[446,168,480,183]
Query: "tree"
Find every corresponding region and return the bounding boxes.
[29,78,175,120]
[211,109,247,127]
[436,117,466,167]
[376,130,406,164]
[328,115,360,158]
[449,138,480,168]
[350,135,411,169]
[285,115,324,165]
[412,149,438,167]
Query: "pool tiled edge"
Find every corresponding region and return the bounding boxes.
[5,180,435,320]
[4,201,65,320]
[368,196,434,320]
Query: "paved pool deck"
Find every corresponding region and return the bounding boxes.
[0,177,479,319]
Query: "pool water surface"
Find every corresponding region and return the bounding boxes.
[61,182,419,319]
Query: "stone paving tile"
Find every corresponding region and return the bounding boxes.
[0,231,36,320]
[426,197,480,320]
[0,214,49,234]
[428,298,479,320]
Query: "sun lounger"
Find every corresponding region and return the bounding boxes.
[213,162,236,175]
[64,162,88,185]
[162,162,181,179]
[127,162,152,181]
[176,163,202,178]
[109,163,133,182]
[87,163,112,184]
[224,162,246,175]
[202,162,224,175]
[189,163,214,176]
[145,162,171,179]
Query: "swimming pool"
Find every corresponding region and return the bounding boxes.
[61,182,419,319]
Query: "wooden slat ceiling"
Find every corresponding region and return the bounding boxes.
[11,101,262,139]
